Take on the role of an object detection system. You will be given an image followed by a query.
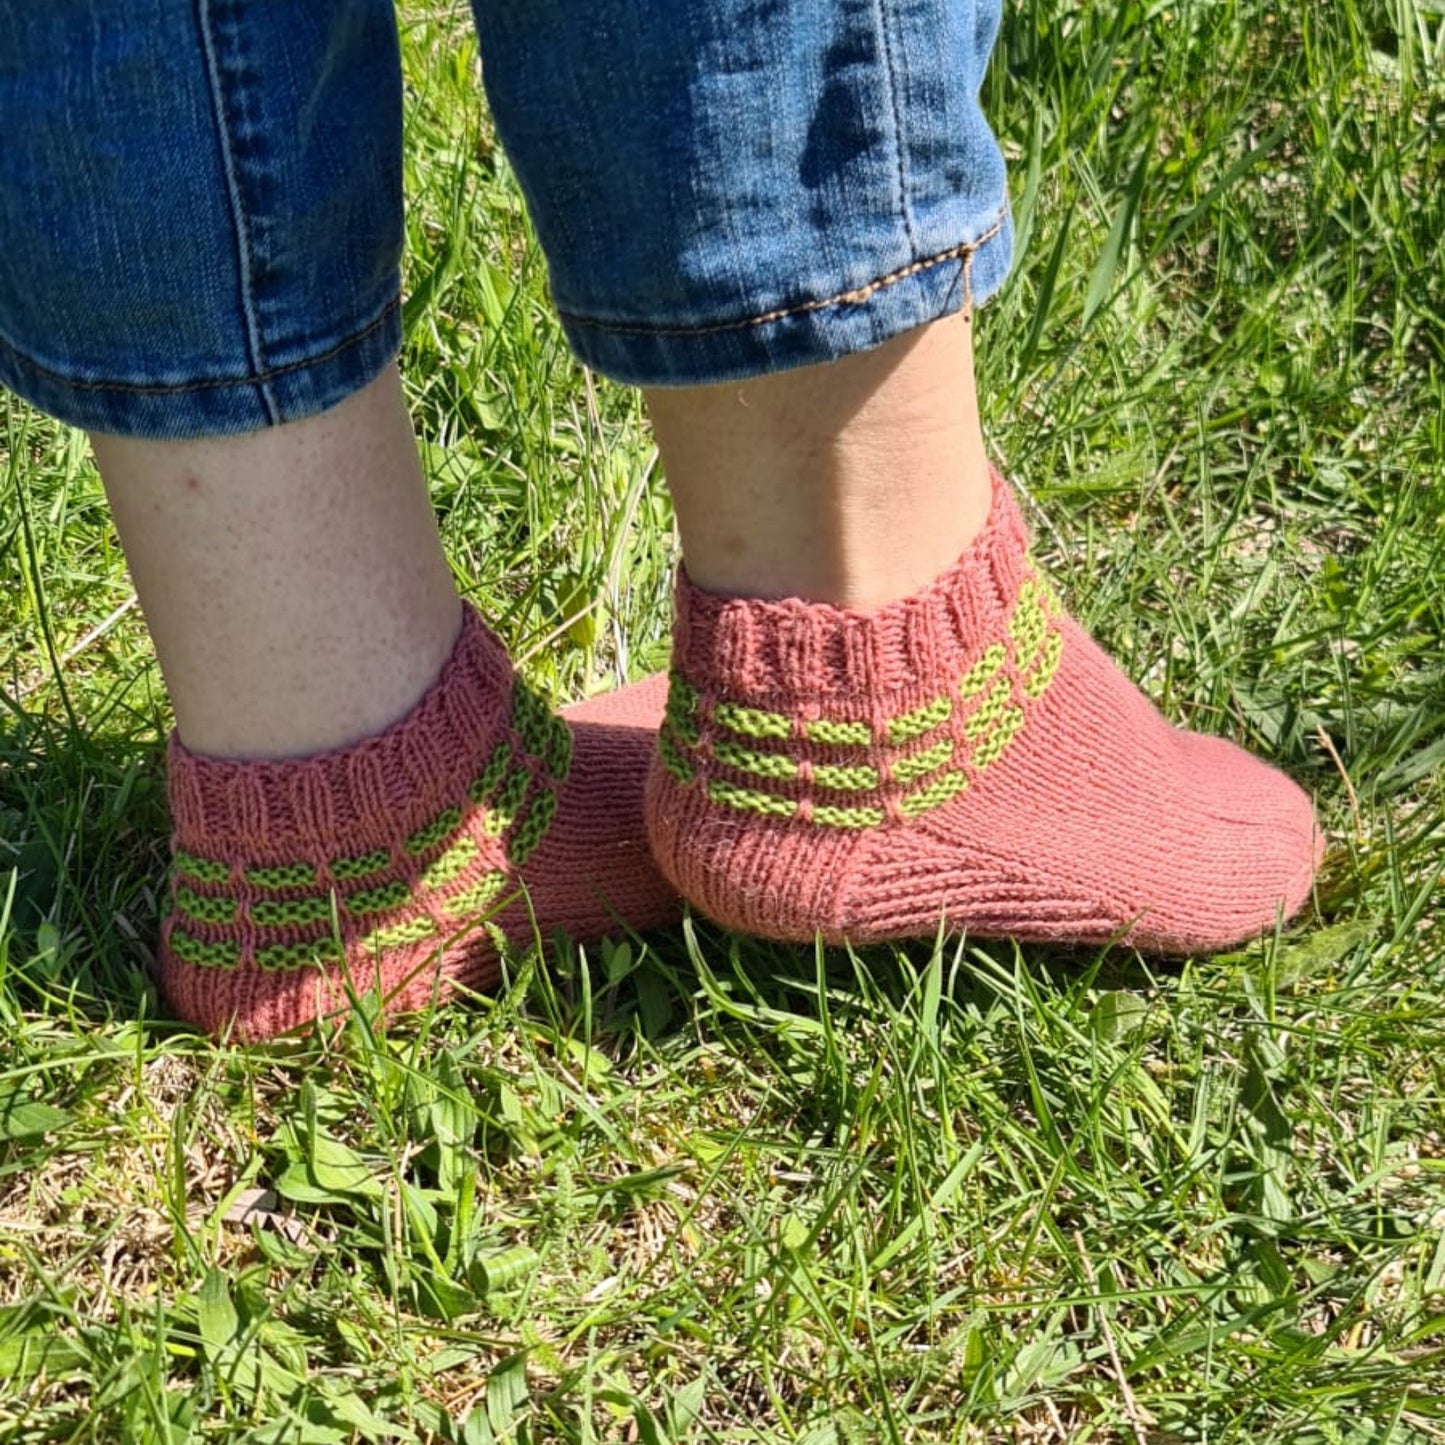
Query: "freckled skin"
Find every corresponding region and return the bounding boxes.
[89,367,461,760]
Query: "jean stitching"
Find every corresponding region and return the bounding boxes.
[197,0,279,423]
[0,296,399,397]
[873,0,918,254]
[557,211,1006,339]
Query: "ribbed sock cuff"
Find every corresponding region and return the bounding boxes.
[672,469,1030,706]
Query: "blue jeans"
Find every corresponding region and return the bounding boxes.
[0,1,1012,439]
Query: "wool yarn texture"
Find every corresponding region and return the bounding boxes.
[647,471,1322,952]
[161,605,679,1040]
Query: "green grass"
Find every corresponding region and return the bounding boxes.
[2,0,1443,1440]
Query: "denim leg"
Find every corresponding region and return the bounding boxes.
[472,0,1012,387]
[0,1,404,438]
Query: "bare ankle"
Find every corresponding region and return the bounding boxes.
[647,310,993,609]
[92,368,462,760]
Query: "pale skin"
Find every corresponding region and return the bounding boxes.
[646,308,994,609]
[91,368,462,761]
[91,309,993,762]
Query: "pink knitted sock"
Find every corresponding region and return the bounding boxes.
[161,605,678,1040]
[647,473,1322,954]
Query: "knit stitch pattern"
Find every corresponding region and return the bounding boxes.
[647,472,1322,953]
[161,606,679,1040]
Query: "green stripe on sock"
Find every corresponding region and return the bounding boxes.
[665,672,702,746]
[891,737,955,785]
[511,681,572,782]
[253,896,333,928]
[173,885,236,926]
[542,714,573,781]
[495,766,531,816]
[332,848,391,881]
[420,835,480,890]
[1009,580,1050,664]
[811,762,880,792]
[706,778,798,819]
[255,939,342,972]
[959,642,1007,699]
[658,727,695,783]
[441,871,509,917]
[484,766,532,836]
[887,692,952,745]
[964,677,1014,739]
[361,917,439,952]
[712,737,799,780]
[713,701,792,741]
[973,707,1024,768]
[244,863,317,891]
[346,879,412,916]
[811,803,884,829]
[469,741,512,807]
[174,850,230,885]
[406,807,463,857]
[899,768,970,819]
[507,788,557,866]
[169,929,240,969]
[1023,629,1064,699]
[804,717,872,746]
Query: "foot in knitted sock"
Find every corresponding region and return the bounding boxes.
[160,606,679,1040]
[647,472,1322,954]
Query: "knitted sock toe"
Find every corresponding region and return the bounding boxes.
[647,472,1322,954]
[160,607,679,1040]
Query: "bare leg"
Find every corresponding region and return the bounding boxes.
[91,367,461,760]
[646,310,991,608]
